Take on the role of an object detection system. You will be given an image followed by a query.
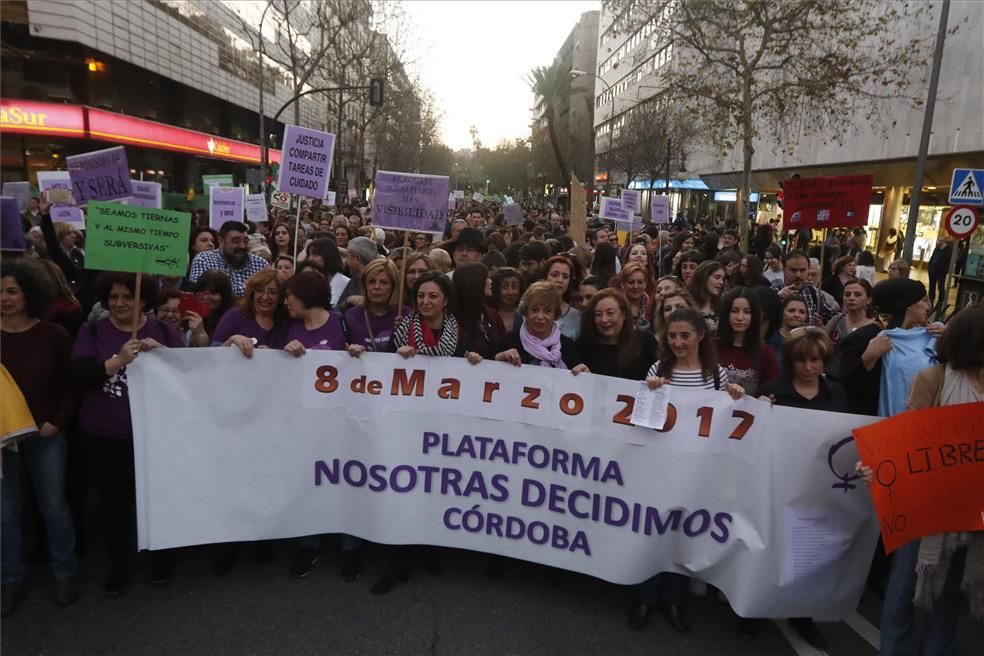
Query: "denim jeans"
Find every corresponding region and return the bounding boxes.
[637,572,688,604]
[881,538,967,656]
[2,434,79,583]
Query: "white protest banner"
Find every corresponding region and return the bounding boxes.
[276,124,335,199]
[130,350,878,619]
[66,146,132,203]
[50,204,85,229]
[599,196,630,222]
[454,190,465,200]
[652,195,670,224]
[621,189,641,214]
[245,193,268,222]
[36,171,72,194]
[129,180,163,209]
[209,186,245,228]
[2,182,31,211]
[271,190,291,210]
[503,202,524,226]
[326,191,337,207]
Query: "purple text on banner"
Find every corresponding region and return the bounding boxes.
[652,195,670,224]
[600,196,630,222]
[66,146,132,204]
[129,181,162,209]
[276,125,335,198]
[1,197,27,252]
[621,189,641,214]
[503,203,524,226]
[51,204,86,228]
[209,187,245,229]
[371,171,451,235]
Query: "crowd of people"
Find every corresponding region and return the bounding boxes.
[3,193,982,654]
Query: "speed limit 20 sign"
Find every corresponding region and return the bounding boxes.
[944,205,979,240]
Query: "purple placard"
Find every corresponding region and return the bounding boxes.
[129,180,162,209]
[276,124,335,198]
[652,195,670,224]
[621,189,641,214]
[599,196,630,222]
[66,146,132,204]
[209,187,245,228]
[503,203,523,226]
[50,204,86,228]
[371,171,451,235]
[1,197,27,251]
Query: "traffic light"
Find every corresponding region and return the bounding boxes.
[369,78,384,107]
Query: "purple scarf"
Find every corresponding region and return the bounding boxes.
[519,323,567,369]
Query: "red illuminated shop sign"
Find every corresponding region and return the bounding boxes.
[0,99,280,165]
[0,99,85,138]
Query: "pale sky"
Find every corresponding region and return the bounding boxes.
[398,0,601,151]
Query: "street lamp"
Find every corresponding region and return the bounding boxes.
[257,0,274,186]
[570,68,614,195]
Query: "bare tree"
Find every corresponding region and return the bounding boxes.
[609,0,939,243]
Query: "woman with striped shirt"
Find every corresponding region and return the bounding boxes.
[629,308,743,635]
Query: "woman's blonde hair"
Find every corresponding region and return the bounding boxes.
[519,281,562,317]
[361,258,401,311]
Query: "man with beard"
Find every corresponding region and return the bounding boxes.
[189,221,270,297]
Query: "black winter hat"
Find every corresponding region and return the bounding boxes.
[871,278,926,315]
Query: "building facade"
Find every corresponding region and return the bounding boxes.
[531,9,599,196]
[0,0,391,203]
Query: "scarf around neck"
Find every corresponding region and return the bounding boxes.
[519,322,567,369]
[406,311,459,357]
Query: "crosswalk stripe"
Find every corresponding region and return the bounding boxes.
[843,610,881,651]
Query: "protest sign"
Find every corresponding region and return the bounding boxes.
[51,204,85,229]
[36,171,72,194]
[271,190,291,210]
[472,192,485,202]
[454,190,465,200]
[208,187,245,228]
[85,201,191,276]
[276,124,335,198]
[348,188,357,200]
[852,401,984,553]
[448,192,456,211]
[570,174,587,245]
[66,146,132,204]
[326,191,337,207]
[129,180,162,209]
[502,202,523,226]
[782,175,873,231]
[652,195,670,224]
[2,182,31,211]
[599,196,630,222]
[621,189,641,214]
[203,174,234,189]
[130,350,878,619]
[0,197,26,251]
[245,193,268,222]
[371,171,451,235]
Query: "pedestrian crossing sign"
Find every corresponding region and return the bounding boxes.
[949,168,984,206]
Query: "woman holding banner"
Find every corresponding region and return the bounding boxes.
[345,259,408,355]
[278,270,355,580]
[638,308,743,634]
[212,269,286,356]
[858,305,984,656]
[494,282,586,371]
[372,272,482,594]
[576,289,655,380]
[69,272,184,598]
[452,263,505,359]
[535,255,583,339]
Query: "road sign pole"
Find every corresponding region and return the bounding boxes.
[942,238,960,316]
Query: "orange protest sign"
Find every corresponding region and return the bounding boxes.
[852,402,984,553]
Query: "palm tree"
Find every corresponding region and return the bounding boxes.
[528,62,570,185]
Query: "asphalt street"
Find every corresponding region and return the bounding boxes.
[2,535,982,656]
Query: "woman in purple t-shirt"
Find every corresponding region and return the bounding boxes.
[69,272,183,598]
[212,269,286,357]
[345,259,409,356]
[279,270,350,580]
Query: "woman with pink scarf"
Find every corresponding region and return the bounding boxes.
[494,282,588,372]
